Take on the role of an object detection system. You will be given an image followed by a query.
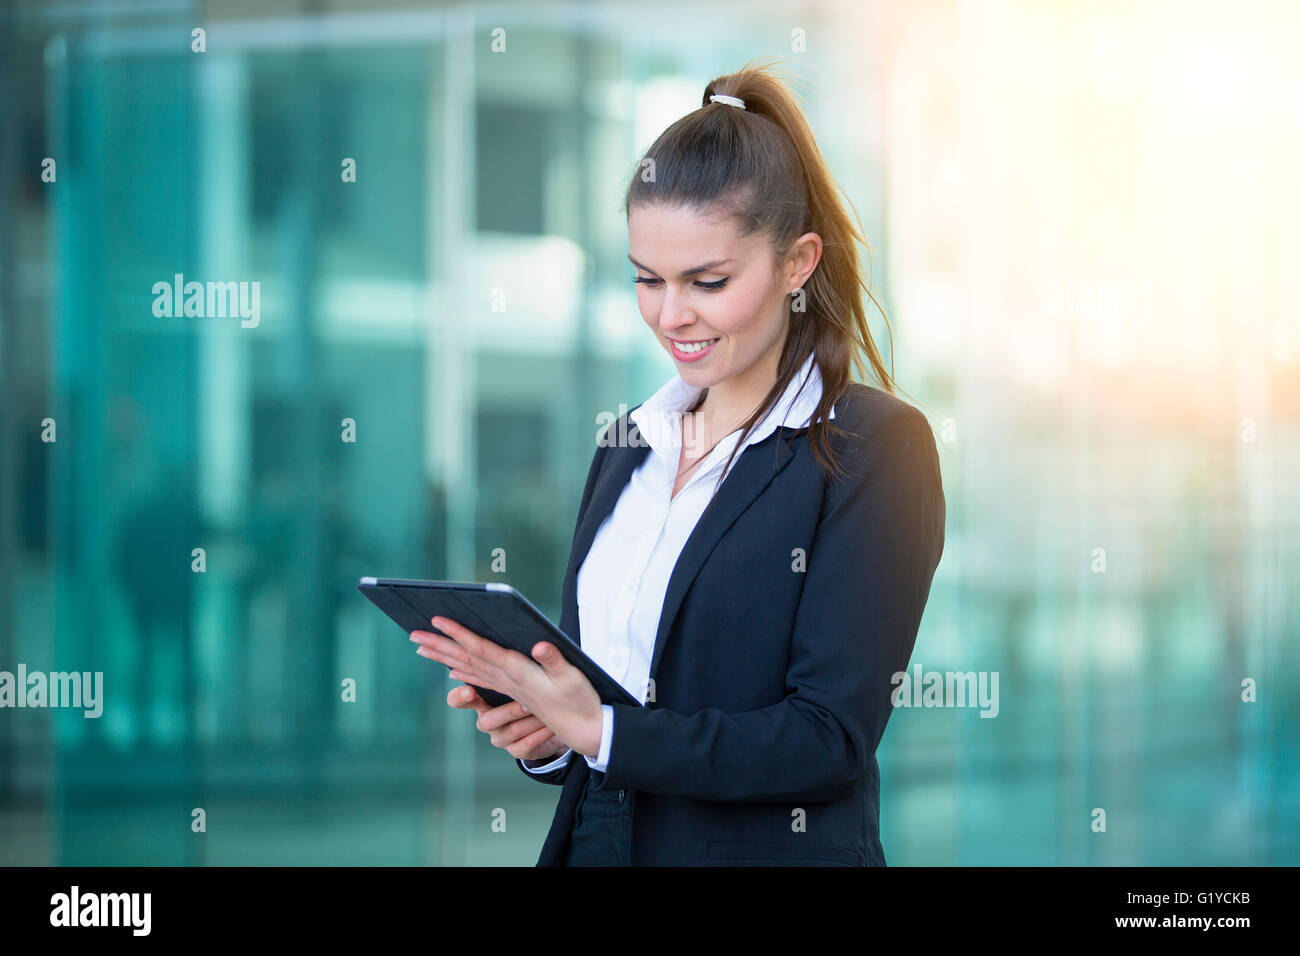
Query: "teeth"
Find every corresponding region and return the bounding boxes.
[675,338,718,353]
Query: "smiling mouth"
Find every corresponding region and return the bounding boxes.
[669,337,720,354]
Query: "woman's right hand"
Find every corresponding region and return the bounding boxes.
[446,684,570,763]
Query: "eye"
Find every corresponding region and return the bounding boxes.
[632,276,729,292]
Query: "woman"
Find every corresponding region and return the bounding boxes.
[411,61,945,866]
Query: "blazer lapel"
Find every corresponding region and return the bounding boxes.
[559,418,651,648]
[647,429,796,678]
[560,414,801,685]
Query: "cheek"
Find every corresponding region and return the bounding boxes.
[711,283,771,336]
[638,292,657,327]
[636,284,657,315]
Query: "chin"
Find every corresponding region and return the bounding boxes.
[675,361,723,383]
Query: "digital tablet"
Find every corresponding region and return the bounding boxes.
[358,577,643,709]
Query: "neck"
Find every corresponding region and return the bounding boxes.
[692,331,786,437]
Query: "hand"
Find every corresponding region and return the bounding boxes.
[411,616,604,759]
[446,684,569,762]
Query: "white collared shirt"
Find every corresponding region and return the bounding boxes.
[524,351,836,776]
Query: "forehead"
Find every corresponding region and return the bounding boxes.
[627,203,756,259]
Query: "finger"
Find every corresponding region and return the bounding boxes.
[416,633,511,690]
[416,644,496,687]
[411,632,472,668]
[447,668,507,696]
[417,646,492,685]
[475,699,532,732]
[509,726,560,758]
[448,669,509,697]
[446,685,492,714]
[426,626,540,698]
[529,641,570,677]
[431,616,515,670]
[488,715,549,745]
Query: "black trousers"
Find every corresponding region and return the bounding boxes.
[562,770,634,866]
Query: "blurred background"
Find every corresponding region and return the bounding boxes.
[0,0,1296,866]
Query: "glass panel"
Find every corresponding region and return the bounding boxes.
[0,1,1294,868]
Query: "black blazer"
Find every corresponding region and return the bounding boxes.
[518,381,946,866]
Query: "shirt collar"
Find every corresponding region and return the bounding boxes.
[629,351,837,468]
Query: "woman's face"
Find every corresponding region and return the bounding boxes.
[627,202,816,393]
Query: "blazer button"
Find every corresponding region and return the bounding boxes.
[618,789,626,803]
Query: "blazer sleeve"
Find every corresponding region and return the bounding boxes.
[517,749,575,785]
[594,404,946,803]
[514,432,611,787]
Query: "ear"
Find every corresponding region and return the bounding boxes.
[786,232,823,291]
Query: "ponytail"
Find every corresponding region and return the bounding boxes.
[625,57,906,512]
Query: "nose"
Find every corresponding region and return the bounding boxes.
[656,284,698,335]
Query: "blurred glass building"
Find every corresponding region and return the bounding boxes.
[0,0,1296,865]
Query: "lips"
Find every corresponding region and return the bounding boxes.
[669,337,720,362]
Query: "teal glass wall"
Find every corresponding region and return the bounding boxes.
[1,1,1296,866]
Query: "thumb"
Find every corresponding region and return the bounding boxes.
[532,642,564,672]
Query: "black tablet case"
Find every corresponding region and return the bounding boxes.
[358,578,642,709]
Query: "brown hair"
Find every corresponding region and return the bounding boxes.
[624,57,909,516]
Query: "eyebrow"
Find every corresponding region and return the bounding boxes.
[628,255,733,278]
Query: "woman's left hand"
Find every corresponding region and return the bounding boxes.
[410,616,604,759]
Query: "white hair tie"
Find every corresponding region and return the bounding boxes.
[709,94,746,110]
